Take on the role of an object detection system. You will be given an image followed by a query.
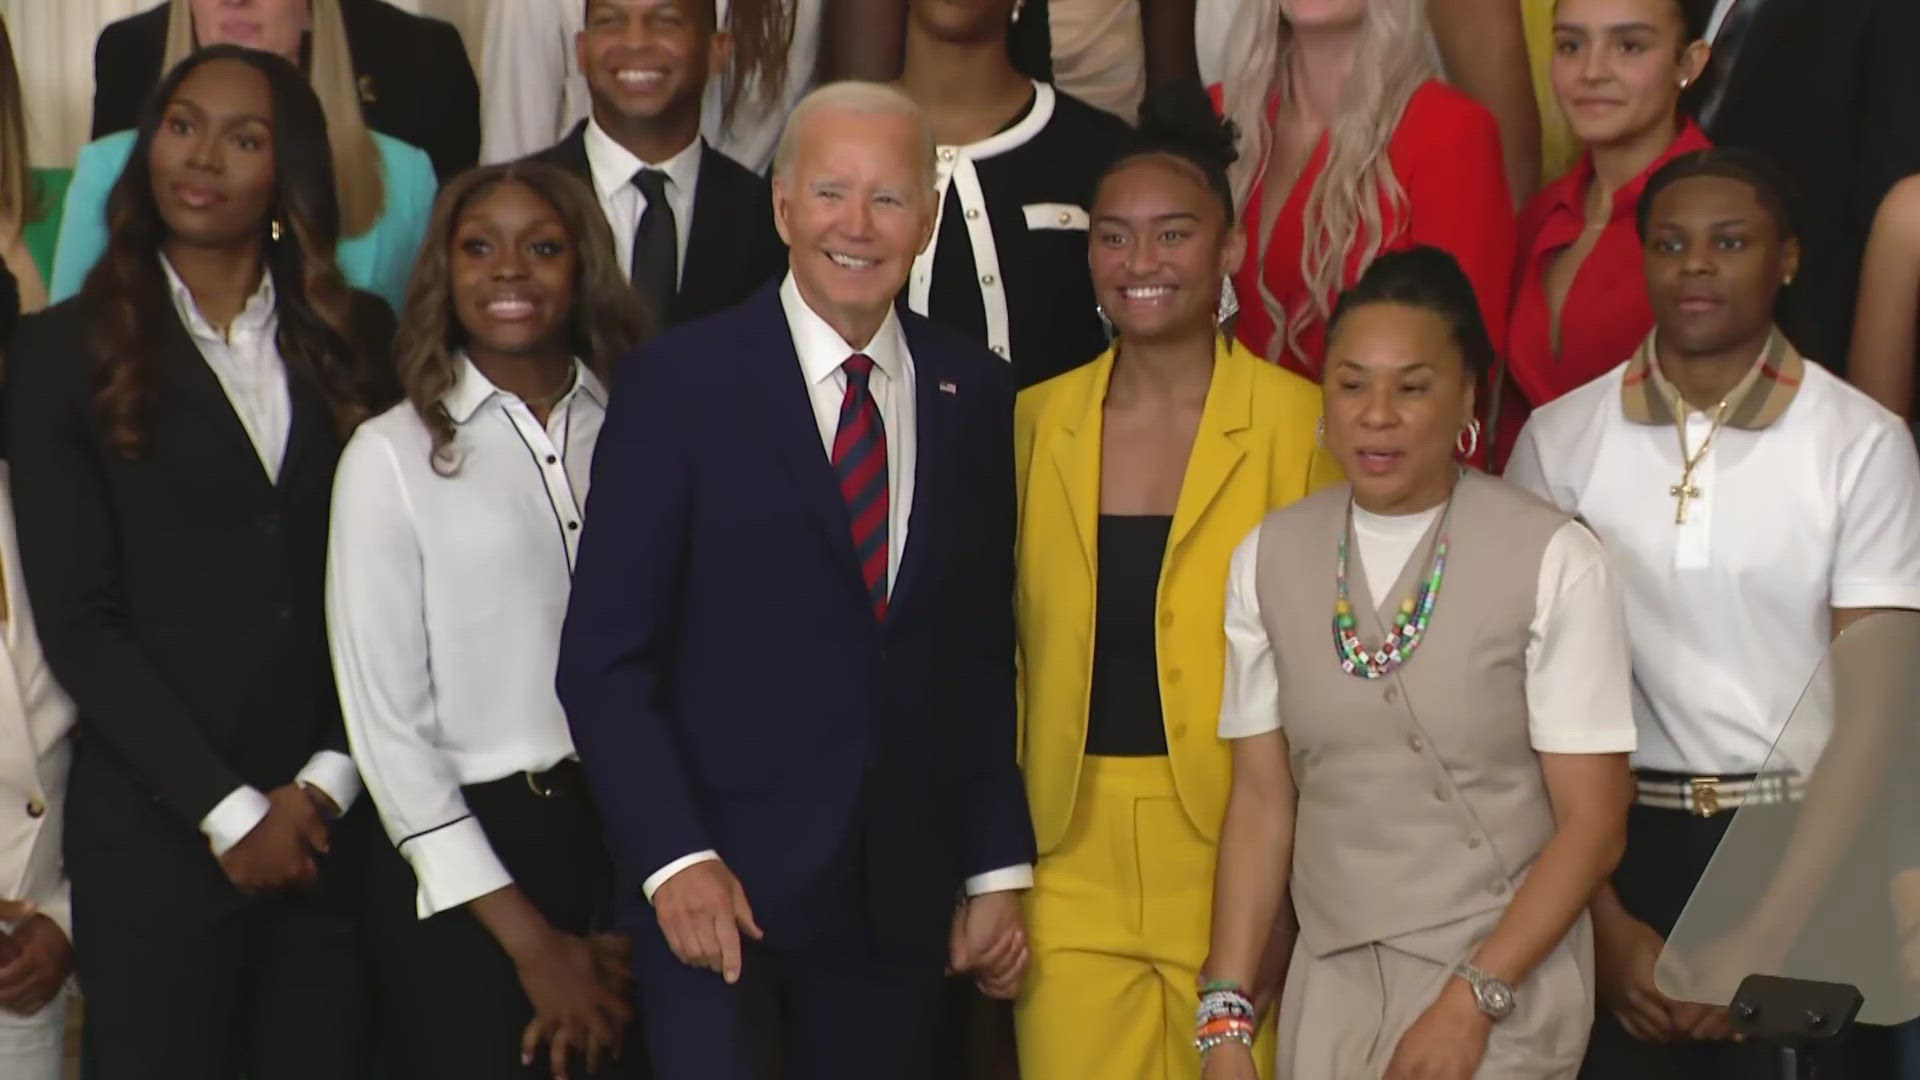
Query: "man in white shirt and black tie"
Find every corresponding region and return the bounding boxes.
[530,0,786,326]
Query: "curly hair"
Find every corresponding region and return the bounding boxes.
[392,161,651,474]
[82,45,377,461]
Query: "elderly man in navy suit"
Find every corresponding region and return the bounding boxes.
[557,81,1036,1080]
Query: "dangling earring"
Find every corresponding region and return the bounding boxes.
[1455,419,1482,461]
[1095,303,1114,342]
[269,219,283,243]
[1315,417,1327,450]
[1216,279,1240,328]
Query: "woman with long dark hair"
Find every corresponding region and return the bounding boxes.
[330,161,649,1080]
[6,45,397,1080]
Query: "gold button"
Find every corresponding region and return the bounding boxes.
[25,799,44,819]
[1058,210,1073,226]
[1167,668,1183,685]
[1160,611,1174,629]
[1407,735,1423,752]
[965,208,980,220]
[1170,720,1187,738]
[981,274,996,286]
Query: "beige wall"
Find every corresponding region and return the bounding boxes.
[3,0,495,168]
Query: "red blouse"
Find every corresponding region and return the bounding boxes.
[1506,121,1713,409]
[1219,80,1516,381]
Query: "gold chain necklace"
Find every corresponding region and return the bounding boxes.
[1669,396,1729,525]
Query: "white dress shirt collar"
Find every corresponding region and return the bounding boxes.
[583,118,704,205]
[443,353,608,426]
[778,272,909,388]
[159,253,275,343]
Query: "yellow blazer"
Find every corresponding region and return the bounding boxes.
[1015,338,1342,854]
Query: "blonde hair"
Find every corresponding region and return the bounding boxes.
[774,81,937,191]
[164,0,385,238]
[1220,0,1434,365]
[0,13,37,241]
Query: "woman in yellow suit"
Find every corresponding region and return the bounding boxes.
[1012,89,1341,1079]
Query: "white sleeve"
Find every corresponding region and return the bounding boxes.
[480,0,573,164]
[1524,522,1638,754]
[1830,420,1920,611]
[1502,418,1560,508]
[1218,523,1283,739]
[328,433,511,919]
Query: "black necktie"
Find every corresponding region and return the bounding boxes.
[630,168,679,318]
[1696,0,1761,130]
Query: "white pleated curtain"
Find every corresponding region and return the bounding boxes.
[1,0,489,169]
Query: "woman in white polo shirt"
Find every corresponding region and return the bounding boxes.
[1507,147,1920,1079]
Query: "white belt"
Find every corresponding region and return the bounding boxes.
[1633,771,1804,817]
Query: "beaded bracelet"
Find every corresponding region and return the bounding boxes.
[1196,988,1255,1025]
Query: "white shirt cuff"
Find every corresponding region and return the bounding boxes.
[201,785,271,858]
[297,751,362,815]
[400,815,515,919]
[643,850,721,903]
[964,864,1034,896]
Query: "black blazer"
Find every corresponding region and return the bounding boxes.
[6,288,395,904]
[1697,0,1920,371]
[91,0,480,181]
[530,123,789,326]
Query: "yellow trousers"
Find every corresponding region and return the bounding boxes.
[1016,756,1275,1080]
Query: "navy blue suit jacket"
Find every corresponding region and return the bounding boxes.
[558,282,1035,957]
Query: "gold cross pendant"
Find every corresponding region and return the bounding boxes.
[1670,480,1700,524]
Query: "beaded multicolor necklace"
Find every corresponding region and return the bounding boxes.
[1332,500,1453,679]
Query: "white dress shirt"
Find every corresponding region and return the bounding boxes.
[480,0,590,164]
[583,119,704,286]
[1705,0,1742,42]
[643,273,1033,901]
[330,358,606,917]
[1508,356,1920,775]
[473,0,822,176]
[1218,506,1639,755]
[160,256,359,856]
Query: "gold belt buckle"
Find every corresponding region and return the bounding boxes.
[1688,777,1721,817]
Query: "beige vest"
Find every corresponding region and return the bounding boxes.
[1255,471,1567,958]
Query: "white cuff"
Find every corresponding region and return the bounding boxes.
[964,864,1034,896]
[399,815,514,919]
[297,751,363,815]
[643,850,721,903]
[200,785,271,858]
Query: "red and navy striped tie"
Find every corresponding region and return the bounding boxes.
[831,354,889,621]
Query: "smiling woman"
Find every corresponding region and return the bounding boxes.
[333,160,650,1080]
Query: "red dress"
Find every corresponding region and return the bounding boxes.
[1218,80,1516,381]
[1493,121,1713,467]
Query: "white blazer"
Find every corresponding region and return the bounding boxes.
[0,467,74,938]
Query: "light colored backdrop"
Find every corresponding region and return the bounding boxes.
[3,0,491,168]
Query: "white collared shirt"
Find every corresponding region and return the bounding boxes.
[1507,360,1920,775]
[160,254,290,481]
[583,119,704,285]
[641,273,1033,902]
[907,81,1059,363]
[1217,507,1639,755]
[328,357,607,917]
[162,256,359,856]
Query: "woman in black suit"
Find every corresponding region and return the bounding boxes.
[6,45,396,1080]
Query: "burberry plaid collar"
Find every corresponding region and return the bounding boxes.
[1620,328,1803,430]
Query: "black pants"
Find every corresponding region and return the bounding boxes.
[1580,803,1891,1078]
[365,761,645,1080]
[70,785,373,1080]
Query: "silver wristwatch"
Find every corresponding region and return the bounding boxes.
[1454,961,1516,1021]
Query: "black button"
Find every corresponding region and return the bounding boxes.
[546,455,558,465]
[274,604,293,622]
[567,521,579,531]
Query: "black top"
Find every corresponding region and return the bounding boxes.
[91,0,481,180]
[1085,514,1172,757]
[920,83,1129,390]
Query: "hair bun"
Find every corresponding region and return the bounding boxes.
[1132,81,1240,174]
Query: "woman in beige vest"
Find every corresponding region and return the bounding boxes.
[1198,247,1637,1079]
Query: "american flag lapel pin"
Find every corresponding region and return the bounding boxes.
[939,380,958,395]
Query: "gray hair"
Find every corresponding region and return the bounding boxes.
[772,81,938,190]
